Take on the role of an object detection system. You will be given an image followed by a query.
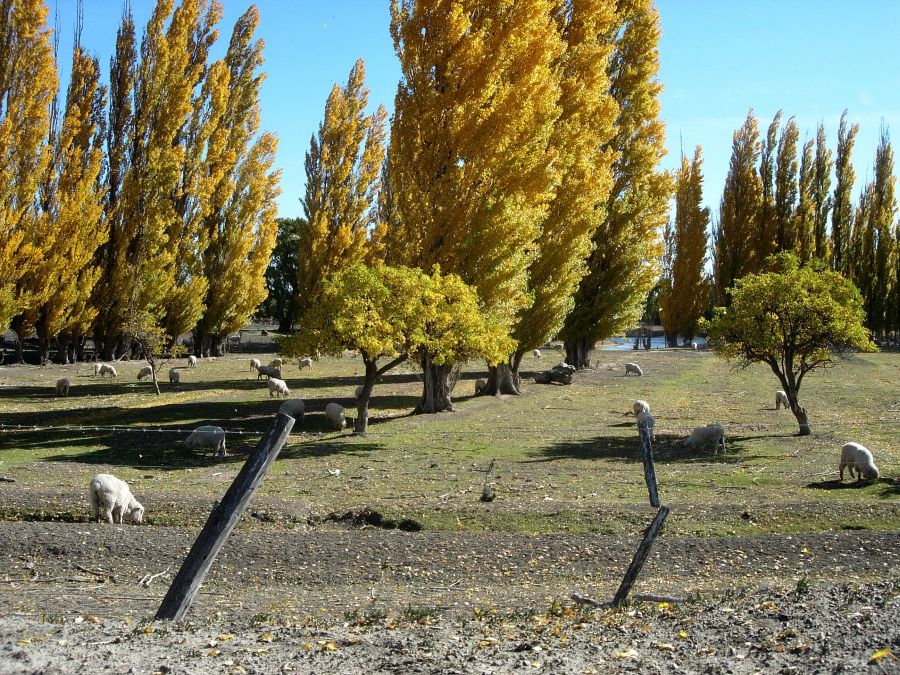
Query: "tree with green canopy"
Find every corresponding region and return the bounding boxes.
[704,253,876,436]
[279,264,509,433]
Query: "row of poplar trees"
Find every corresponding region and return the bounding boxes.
[0,0,280,363]
[277,0,670,413]
[712,110,899,341]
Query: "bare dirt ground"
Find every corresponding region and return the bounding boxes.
[1,520,898,674]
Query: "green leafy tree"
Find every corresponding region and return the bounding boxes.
[831,111,858,275]
[812,123,833,261]
[704,253,875,436]
[863,129,896,340]
[774,116,799,253]
[279,264,509,432]
[713,110,761,305]
[261,217,304,332]
[796,137,815,262]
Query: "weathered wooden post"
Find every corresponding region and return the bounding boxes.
[155,412,295,621]
[611,505,670,606]
[638,422,659,508]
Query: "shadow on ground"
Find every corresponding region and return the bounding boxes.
[807,477,900,499]
[531,432,758,465]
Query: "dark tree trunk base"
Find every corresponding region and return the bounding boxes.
[484,363,522,396]
[564,338,592,370]
[416,356,454,413]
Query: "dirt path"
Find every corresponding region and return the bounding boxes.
[1,522,899,673]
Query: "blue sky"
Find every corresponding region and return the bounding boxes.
[60,1,900,222]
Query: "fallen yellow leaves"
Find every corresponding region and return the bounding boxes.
[869,648,897,664]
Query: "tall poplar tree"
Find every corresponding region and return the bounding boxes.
[294,58,386,328]
[491,0,619,393]
[796,137,815,262]
[560,0,671,369]
[713,110,761,304]
[831,111,858,275]
[863,129,897,339]
[0,0,57,331]
[659,146,709,344]
[757,111,780,264]
[388,0,564,409]
[774,117,799,253]
[23,41,108,364]
[812,123,833,261]
[194,5,281,355]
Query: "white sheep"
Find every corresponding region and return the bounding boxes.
[636,410,655,442]
[298,356,313,370]
[169,368,181,385]
[633,399,650,416]
[684,423,726,453]
[250,358,261,372]
[474,378,487,395]
[691,342,698,351]
[533,349,542,359]
[256,365,281,380]
[96,363,117,378]
[269,357,283,368]
[624,362,643,377]
[775,390,789,410]
[89,473,144,525]
[187,355,197,368]
[839,442,880,481]
[185,425,226,457]
[55,378,70,396]
[137,365,153,381]
[279,399,305,424]
[267,376,290,398]
[325,402,346,430]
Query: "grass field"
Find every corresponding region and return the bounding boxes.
[0,348,897,537]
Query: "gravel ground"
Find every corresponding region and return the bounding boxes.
[1,521,899,673]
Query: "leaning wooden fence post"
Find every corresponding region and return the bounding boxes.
[611,505,670,607]
[155,412,295,621]
[638,423,660,508]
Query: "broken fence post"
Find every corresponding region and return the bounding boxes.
[638,423,660,508]
[155,412,295,621]
[612,505,670,607]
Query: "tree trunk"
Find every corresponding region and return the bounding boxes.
[791,401,811,435]
[38,333,50,366]
[354,361,378,434]
[564,338,592,370]
[415,353,454,413]
[210,334,227,357]
[484,356,523,396]
[56,334,71,364]
[149,359,161,396]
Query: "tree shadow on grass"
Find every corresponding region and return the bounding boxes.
[529,432,759,465]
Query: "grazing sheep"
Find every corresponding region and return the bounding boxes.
[93,362,101,376]
[298,356,313,370]
[279,399,305,424]
[636,410,655,442]
[89,473,144,525]
[684,423,726,453]
[187,355,197,368]
[250,358,261,372]
[55,378,70,396]
[97,363,117,378]
[474,378,487,395]
[137,365,153,381]
[325,402,346,430]
[169,368,181,385]
[256,365,281,380]
[269,357,283,368]
[775,390,789,410]
[839,442,880,481]
[185,425,226,457]
[267,376,290,398]
[624,362,643,377]
[533,349,541,359]
[633,399,650,417]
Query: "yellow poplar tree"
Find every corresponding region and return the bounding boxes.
[830,111,858,275]
[491,0,618,393]
[659,146,709,345]
[774,116,799,254]
[24,44,108,364]
[796,137,815,262]
[812,123,833,261]
[387,0,563,410]
[295,58,387,326]
[195,5,281,355]
[0,0,56,332]
[560,0,671,368]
